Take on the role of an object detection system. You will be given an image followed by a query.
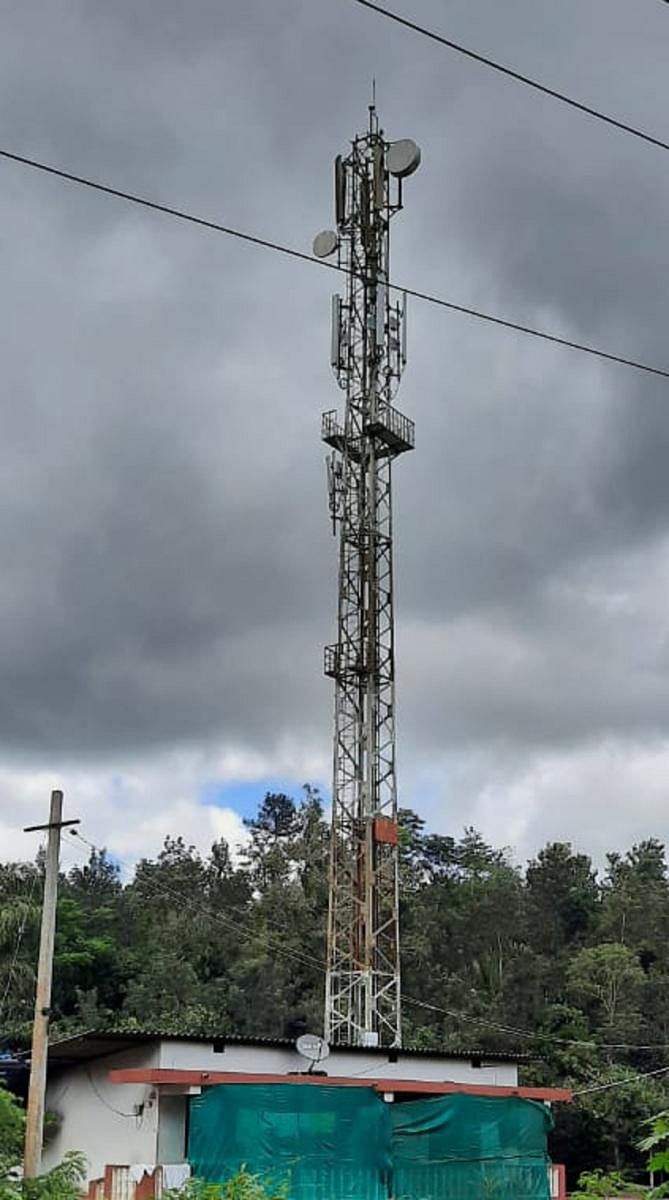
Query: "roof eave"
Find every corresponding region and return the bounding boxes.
[108,1066,571,1103]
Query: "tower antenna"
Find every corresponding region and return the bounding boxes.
[314,116,421,1047]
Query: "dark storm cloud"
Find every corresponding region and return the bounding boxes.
[1,0,669,800]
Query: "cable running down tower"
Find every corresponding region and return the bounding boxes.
[314,106,421,1048]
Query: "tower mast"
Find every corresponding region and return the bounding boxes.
[315,107,421,1047]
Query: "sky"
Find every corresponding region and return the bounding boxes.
[2,0,669,871]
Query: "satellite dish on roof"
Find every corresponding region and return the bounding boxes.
[387,139,421,179]
[313,230,339,258]
[296,1033,330,1065]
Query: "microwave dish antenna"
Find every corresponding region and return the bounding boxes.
[387,138,421,178]
[313,230,339,258]
[296,1033,330,1066]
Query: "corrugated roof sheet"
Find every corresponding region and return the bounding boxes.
[47,1028,527,1064]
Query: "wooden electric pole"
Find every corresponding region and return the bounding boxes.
[23,790,79,1178]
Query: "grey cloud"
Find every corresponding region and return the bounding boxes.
[1,0,669,867]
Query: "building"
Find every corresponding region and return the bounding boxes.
[43,1029,568,1199]
[0,1048,27,1100]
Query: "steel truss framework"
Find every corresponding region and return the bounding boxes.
[322,107,415,1048]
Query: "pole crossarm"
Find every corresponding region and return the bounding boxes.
[23,818,81,833]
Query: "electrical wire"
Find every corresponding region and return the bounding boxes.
[66,829,669,1054]
[65,829,669,1058]
[67,830,323,974]
[403,995,669,1053]
[27,830,669,1103]
[572,1063,669,1096]
[1,146,668,381]
[85,1063,135,1118]
[352,0,669,153]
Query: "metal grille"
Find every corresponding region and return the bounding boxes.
[108,1167,131,1200]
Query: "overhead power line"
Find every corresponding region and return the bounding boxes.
[64,829,669,1057]
[405,995,669,1054]
[1,146,668,381]
[352,0,669,154]
[68,830,322,974]
[572,1064,669,1096]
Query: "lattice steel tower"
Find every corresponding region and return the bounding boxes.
[313,105,421,1048]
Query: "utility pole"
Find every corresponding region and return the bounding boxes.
[314,105,421,1047]
[23,791,79,1178]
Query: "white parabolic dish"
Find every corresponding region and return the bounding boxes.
[387,139,421,179]
[296,1033,330,1062]
[313,230,338,258]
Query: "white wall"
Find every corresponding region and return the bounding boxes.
[43,1044,161,1182]
[44,1037,519,1182]
[157,1039,518,1087]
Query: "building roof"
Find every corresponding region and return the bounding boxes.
[47,1028,528,1065]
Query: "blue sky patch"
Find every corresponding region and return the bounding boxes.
[200,777,319,822]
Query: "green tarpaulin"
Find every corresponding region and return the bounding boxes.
[187,1083,552,1200]
[188,1084,392,1200]
[392,1092,552,1200]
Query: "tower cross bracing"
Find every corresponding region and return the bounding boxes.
[316,106,420,1048]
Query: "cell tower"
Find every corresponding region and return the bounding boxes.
[313,105,421,1048]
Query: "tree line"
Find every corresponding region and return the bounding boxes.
[2,787,669,1184]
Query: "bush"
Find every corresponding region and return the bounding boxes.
[163,1168,288,1200]
[0,1089,24,1175]
[0,1086,85,1200]
[571,1168,645,1197]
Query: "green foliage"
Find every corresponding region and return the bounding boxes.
[567,943,645,1034]
[164,1168,288,1200]
[41,1114,62,1147]
[0,863,41,1039]
[6,796,669,1184]
[639,1110,669,1196]
[20,1153,87,1200]
[0,1087,85,1200]
[0,1087,24,1179]
[566,1067,667,1183]
[571,1167,644,1197]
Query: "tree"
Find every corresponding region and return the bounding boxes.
[0,864,41,1043]
[401,829,526,1051]
[8,786,669,1183]
[572,1067,668,1174]
[567,943,645,1037]
[525,843,598,957]
[65,849,120,904]
[241,794,302,890]
[527,1003,598,1087]
[522,843,599,1013]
